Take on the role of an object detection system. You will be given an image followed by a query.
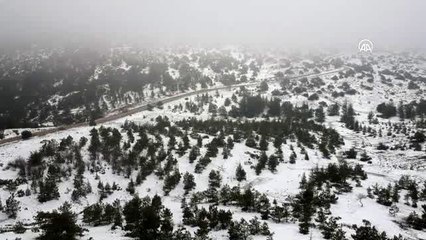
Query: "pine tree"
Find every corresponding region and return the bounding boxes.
[255,151,268,175]
[160,208,174,238]
[112,200,123,229]
[222,146,230,159]
[176,142,186,157]
[88,128,101,160]
[197,136,203,148]
[208,170,222,190]
[123,195,170,240]
[228,220,250,240]
[297,186,315,234]
[321,216,341,239]
[260,80,269,92]
[340,101,355,129]
[268,98,281,116]
[408,182,419,207]
[267,155,279,173]
[240,188,256,212]
[182,134,190,150]
[38,173,60,203]
[188,146,199,163]
[289,151,297,164]
[126,179,135,195]
[420,181,426,201]
[83,203,103,226]
[183,172,196,194]
[163,168,181,195]
[235,163,247,182]
[304,152,310,161]
[257,194,271,220]
[315,106,325,122]
[273,136,283,150]
[206,138,219,157]
[182,205,195,226]
[219,184,232,205]
[245,136,257,148]
[398,101,405,120]
[194,155,211,173]
[327,103,340,116]
[259,135,268,151]
[5,194,20,219]
[35,202,83,240]
[391,184,400,203]
[227,136,234,149]
[270,199,288,223]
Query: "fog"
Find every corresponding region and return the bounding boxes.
[0,0,425,51]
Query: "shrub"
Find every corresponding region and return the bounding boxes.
[21,130,32,140]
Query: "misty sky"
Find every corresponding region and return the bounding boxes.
[0,0,425,51]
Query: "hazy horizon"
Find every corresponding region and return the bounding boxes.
[0,0,425,52]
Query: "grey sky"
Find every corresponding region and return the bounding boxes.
[0,0,425,50]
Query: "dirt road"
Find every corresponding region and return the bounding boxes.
[0,67,346,146]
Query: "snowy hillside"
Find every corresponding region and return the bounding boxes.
[0,49,425,240]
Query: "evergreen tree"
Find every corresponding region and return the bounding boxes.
[126,179,136,195]
[270,200,290,223]
[297,186,315,234]
[208,170,222,189]
[194,155,211,174]
[206,138,219,157]
[289,151,297,164]
[260,80,269,92]
[163,168,181,195]
[38,173,60,203]
[257,194,271,220]
[240,188,256,212]
[228,220,250,240]
[267,155,279,173]
[351,220,394,240]
[197,136,203,148]
[183,172,196,195]
[5,194,20,219]
[123,195,173,240]
[182,134,190,150]
[408,182,419,207]
[188,146,199,163]
[235,163,247,182]
[259,135,268,151]
[245,135,257,148]
[88,128,101,160]
[391,184,400,203]
[398,101,405,120]
[268,98,281,116]
[112,200,123,229]
[327,103,340,116]
[160,208,174,238]
[82,203,103,226]
[35,202,83,240]
[255,151,268,175]
[340,101,356,129]
[315,106,325,122]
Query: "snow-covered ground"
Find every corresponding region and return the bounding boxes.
[0,50,425,240]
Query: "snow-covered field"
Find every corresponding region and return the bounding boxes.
[0,50,425,240]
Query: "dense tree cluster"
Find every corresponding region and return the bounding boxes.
[35,202,83,240]
[0,48,260,129]
[376,102,397,118]
[351,220,407,240]
[123,195,174,240]
[82,200,122,227]
[176,117,343,155]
